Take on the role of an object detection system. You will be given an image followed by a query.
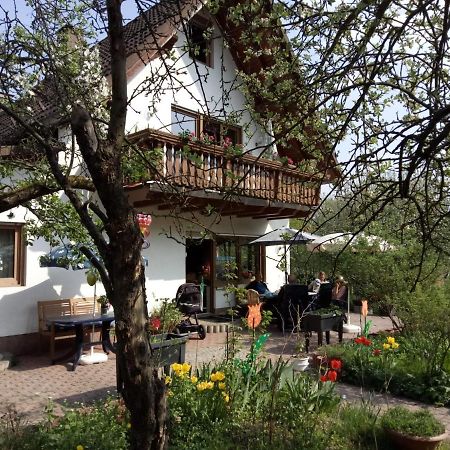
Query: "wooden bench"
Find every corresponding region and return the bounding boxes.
[38,297,100,359]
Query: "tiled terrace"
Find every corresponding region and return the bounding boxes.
[1,313,450,432]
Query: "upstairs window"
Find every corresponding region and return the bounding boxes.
[172,106,243,146]
[188,19,213,67]
[171,108,197,136]
[0,224,25,287]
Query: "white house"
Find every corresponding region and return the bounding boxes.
[0,0,336,354]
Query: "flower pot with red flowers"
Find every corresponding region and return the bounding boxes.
[381,406,447,450]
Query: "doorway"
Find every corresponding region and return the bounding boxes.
[186,239,213,312]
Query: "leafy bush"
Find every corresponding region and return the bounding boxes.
[391,282,450,378]
[0,398,129,450]
[381,406,445,437]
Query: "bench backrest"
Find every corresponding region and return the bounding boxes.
[38,299,72,333]
[71,297,98,315]
[37,297,99,332]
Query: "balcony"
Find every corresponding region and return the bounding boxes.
[125,129,322,219]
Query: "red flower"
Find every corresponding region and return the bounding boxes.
[327,370,338,382]
[354,336,372,346]
[287,157,294,165]
[372,349,381,356]
[320,370,338,382]
[330,359,342,370]
[149,316,161,331]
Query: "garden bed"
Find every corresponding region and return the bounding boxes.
[318,332,450,407]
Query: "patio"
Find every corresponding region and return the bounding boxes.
[2,313,450,432]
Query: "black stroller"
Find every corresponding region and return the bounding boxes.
[175,283,206,340]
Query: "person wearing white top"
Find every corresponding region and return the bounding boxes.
[308,271,327,293]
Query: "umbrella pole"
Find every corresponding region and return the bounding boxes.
[79,281,108,365]
[284,243,288,285]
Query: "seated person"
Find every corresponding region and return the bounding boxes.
[308,271,327,293]
[331,276,348,309]
[245,273,277,300]
[287,273,298,284]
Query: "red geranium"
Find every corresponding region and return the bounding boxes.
[149,316,161,332]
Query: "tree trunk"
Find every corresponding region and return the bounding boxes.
[109,232,168,450]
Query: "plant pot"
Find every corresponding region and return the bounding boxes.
[385,428,447,450]
[292,357,309,372]
[302,313,343,333]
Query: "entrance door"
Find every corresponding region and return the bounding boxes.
[185,239,213,312]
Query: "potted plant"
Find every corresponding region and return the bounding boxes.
[146,298,183,337]
[381,406,447,450]
[96,295,110,315]
[302,306,344,331]
[146,299,188,373]
[290,335,310,372]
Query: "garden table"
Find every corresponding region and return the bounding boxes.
[46,312,115,370]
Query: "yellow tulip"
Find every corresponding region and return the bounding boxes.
[182,362,191,373]
[383,343,390,350]
[76,446,84,450]
[387,336,396,345]
[191,376,198,384]
[218,382,226,390]
[391,342,399,349]
[165,376,172,385]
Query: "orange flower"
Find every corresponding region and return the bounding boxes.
[361,300,368,317]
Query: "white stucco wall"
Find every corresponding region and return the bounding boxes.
[125,14,269,154]
[0,207,107,337]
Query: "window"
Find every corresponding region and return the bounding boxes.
[0,224,25,287]
[172,106,242,145]
[215,237,263,287]
[188,19,213,67]
[171,108,197,135]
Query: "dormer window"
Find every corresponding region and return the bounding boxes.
[188,18,213,67]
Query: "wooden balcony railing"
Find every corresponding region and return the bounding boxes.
[128,129,321,208]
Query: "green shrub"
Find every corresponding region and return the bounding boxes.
[381,406,445,437]
[0,398,129,450]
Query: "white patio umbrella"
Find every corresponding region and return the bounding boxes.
[306,232,393,253]
[306,232,353,253]
[249,227,320,283]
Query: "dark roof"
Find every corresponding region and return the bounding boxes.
[98,0,193,74]
[0,0,196,146]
